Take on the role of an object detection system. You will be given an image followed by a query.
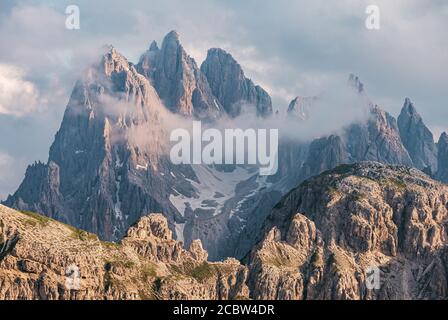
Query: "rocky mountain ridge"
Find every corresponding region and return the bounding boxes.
[3,31,447,265]
[0,204,248,300]
[2,162,448,300]
[248,162,448,300]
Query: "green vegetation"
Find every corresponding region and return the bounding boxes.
[190,262,215,281]
[105,258,136,269]
[310,250,324,269]
[378,178,407,191]
[170,261,217,282]
[389,178,407,190]
[320,164,354,177]
[141,263,158,281]
[69,227,98,241]
[101,241,121,250]
[19,210,98,241]
[20,210,52,226]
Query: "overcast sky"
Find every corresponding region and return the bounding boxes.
[0,0,447,199]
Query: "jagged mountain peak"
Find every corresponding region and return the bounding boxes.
[401,97,420,118]
[439,131,448,143]
[397,98,437,171]
[149,40,159,51]
[348,73,364,93]
[101,45,129,68]
[201,47,273,118]
[137,31,222,119]
[164,30,181,43]
[205,48,242,70]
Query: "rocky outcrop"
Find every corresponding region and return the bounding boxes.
[248,162,448,300]
[3,162,448,300]
[137,31,222,120]
[200,48,273,118]
[0,205,249,300]
[398,98,438,173]
[436,133,448,183]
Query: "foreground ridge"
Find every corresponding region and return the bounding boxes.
[2,162,448,300]
[0,206,248,300]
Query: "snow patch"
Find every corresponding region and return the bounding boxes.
[169,165,255,217]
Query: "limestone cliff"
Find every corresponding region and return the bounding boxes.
[0,205,248,300]
[248,162,448,300]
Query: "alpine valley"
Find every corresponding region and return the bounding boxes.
[1,31,448,300]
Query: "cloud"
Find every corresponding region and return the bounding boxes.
[0,152,27,201]
[211,79,370,142]
[0,64,46,116]
[0,0,447,197]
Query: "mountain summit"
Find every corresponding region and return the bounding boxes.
[137,31,222,120]
[398,98,438,173]
[200,48,273,118]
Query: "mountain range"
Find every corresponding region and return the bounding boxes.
[2,30,448,266]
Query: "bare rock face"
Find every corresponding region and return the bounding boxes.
[2,162,448,300]
[345,106,414,167]
[300,135,349,179]
[398,98,438,173]
[137,31,222,120]
[436,132,448,183]
[248,162,448,300]
[3,46,197,242]
[0,205,249,300]
[200,48,273,118]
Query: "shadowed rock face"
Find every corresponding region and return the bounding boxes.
[137,31,222,120]
[398,98,438,173]
[200,48,273,118]
[437,133,448,183]
[345,106,414,167]
[248,162,448,300]
[300,135,349,179]
[0,205,249,300]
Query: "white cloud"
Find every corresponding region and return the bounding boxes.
[0,64,46,116]
[0,152,27,201]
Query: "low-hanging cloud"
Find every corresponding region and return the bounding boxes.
[0,64,46,116]
[210,79,370,143]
